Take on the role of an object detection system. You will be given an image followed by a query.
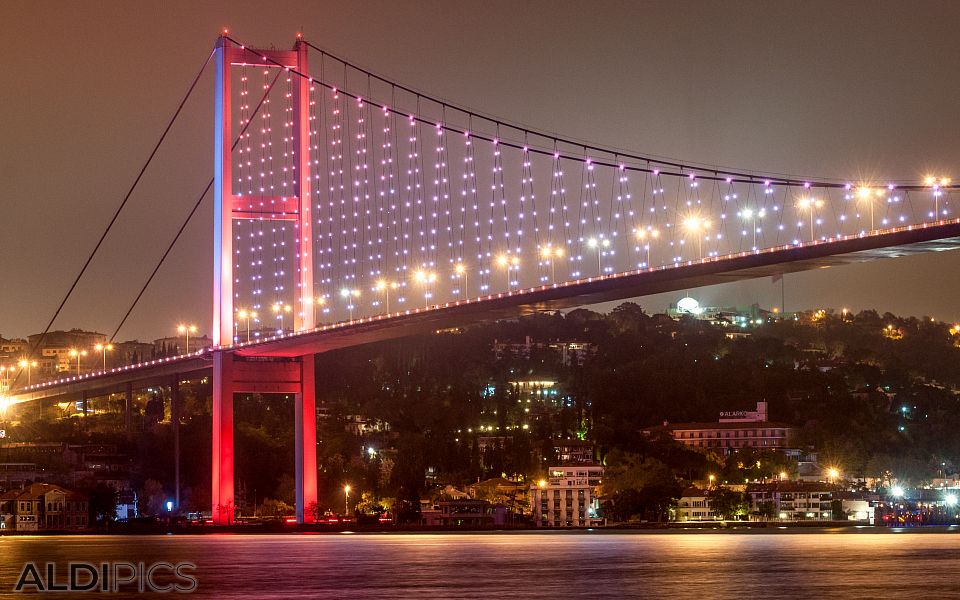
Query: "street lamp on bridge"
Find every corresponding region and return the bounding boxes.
[586,237,610,274]
[339,288,360,320]
[797,197,824,242]
[634,228,659,267]
[413,270,437,307]
[738,208,765,250]
[925,176,951,219]
[271,303,292,333]
[68,349,87,377]
[177,324,198,354]
[17,359,37,386]
[495,254,519,290]
[237,309,258,342]
[539,245,564,281]
[374,279,398,313]
[682,216,711,260]
[453,262,468,296]
[94,343,114,370]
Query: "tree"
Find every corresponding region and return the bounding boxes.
[708,487,748,520]
[258,498,293,518]
[139,479,167,516]
[85,482,118,524]
[306,501,323,522]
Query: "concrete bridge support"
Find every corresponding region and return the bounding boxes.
[211,351,316,525]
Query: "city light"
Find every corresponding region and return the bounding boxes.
[946,494,958,507]
[891,485,905,498]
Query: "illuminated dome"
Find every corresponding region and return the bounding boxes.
[676,297,701,314]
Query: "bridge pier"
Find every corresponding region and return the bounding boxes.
[171,375,181,511]
[295,357,317,524]
[211,351,316,525]
[211,351,235,525]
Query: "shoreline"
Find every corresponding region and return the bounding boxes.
[3,523,959,536]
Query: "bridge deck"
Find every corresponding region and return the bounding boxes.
[11,220,960,403]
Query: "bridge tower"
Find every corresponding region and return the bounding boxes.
[212,37,317,524]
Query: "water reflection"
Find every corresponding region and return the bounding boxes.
[1,531,958,598]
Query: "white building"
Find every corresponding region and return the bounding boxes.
[675,487,719,521]
[530,465,604,527]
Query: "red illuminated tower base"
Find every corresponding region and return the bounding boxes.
[211,36,317,525]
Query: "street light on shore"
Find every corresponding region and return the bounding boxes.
[344,484,351,516]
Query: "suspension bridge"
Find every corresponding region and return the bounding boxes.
[4,35,960,524]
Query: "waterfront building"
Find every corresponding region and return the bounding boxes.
[675,487,719,521]
[0,483,89,531]
[530,465,604,527]
[745,482,873,522]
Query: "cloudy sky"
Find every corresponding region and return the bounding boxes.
[2,0,959,342]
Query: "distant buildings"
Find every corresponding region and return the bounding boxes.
[0,483,89,531]
[644,401,797,456]
[666,297,774,329]
[492,336,596,366]
[0,328,211,387]
[530,465,604,527]
[420,499,511,527]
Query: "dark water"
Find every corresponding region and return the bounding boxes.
[2,530,960,598]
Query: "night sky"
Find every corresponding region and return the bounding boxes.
[2,0,960,342]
